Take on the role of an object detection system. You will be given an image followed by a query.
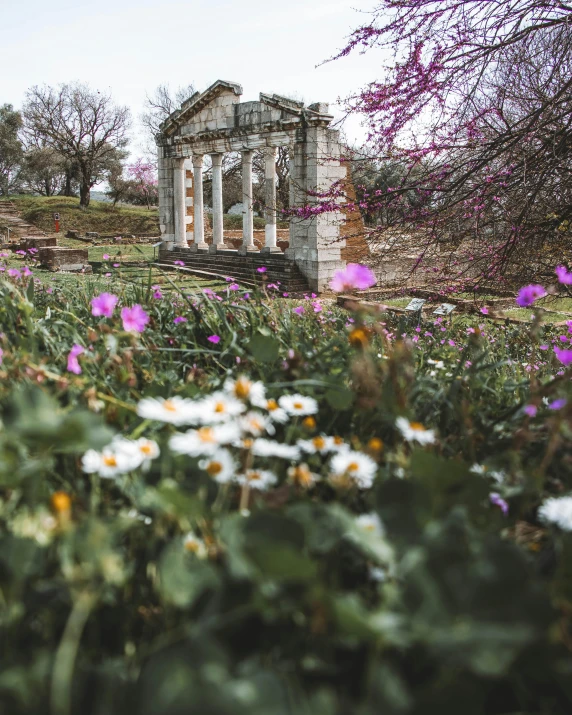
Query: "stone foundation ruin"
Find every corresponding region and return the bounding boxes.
[156,80,367,292]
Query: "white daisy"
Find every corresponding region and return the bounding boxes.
[183,531,207,558]
[224,376,266,405]
[287,463,320,488]
[297,434,347,455]
[239,411,276,437]
[427,359,445,369]
[136,396,201,426]
[278,394,319,417]
[395,417,436,445]
[81,446,134,478]
[251,438,300,460]
[236,469,278,490]
[538,496,572,531]
[257,398,289,424]
[355,513,385,538]
[199,392,246,424]
[470,463,487,475]
[113,436,160,471]
[199,449,237,483]
[170,423,240,456]
[329,451,377,489]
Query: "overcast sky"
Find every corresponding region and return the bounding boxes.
[0,0,382,158]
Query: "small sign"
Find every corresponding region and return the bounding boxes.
[405,298,426,312]
[433,303,456,316]
[53,213,60,221]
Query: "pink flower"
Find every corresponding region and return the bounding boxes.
[524,404,537,417]
[174,260,185,266]
[329,263,377,292]
[516,284,546,307]
[229,283,240,291]
[7,268,20,279]
[549,398,567,410]
[153,290,163,299]
[113,263,120,268]
[207,335,220,344]
[103,254,110,260]
[480,307,489,314]
[22,266,32,277]
[293,306,305,315]
[554,346,572,366]
[121,304,150,333]
[91,292,118,318]
[67,344,84,374]
[173,316,187,324]
[257,266,267,273]
[556,265,572,284]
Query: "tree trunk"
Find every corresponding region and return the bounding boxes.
[45,178,52,197]
[63,170,72,197]
[79,182,90,209]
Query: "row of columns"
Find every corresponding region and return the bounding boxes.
[173,148,279,253]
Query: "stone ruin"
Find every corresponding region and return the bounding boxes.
[156,80,368,292]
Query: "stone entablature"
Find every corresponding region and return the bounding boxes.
[156,79,350,291]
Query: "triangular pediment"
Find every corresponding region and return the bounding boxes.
[160,80,242,136]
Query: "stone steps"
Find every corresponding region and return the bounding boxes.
[157,247,310,293]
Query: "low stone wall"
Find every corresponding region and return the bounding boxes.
[20,236,57,250]
[38,247,91,272]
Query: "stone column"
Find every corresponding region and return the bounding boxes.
[173,157,188,248]
[192,154,208,250]
[241,150,256,252]
[261,147,280,254]
[210,153,227,251]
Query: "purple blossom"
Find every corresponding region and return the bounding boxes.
[7,268,21,279]
[330,263,377,293]
[67,344,84,375]
[153,289,163,300]
[174,260,185,266]
[207,334,221,344]
[113,263,120,268]
[121,304,150,333]
[549,398,567,411]
[91,292,119,318]
[229,283,240,291]
[480,306,489,314]
[490,492,509,516]
[293,306,305,315]
[515,284,546,307]
[556,265,572,285]
[554,346,572,366]
[524,404,537,417]
[21,266,32,277]
[257,266,267,273]
[103,254,110,260]
[173,316,187,324]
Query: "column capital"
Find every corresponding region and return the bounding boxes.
[192,154,204,169]
[262,146,278,158]
[241,149,254,161]
[210,152,223,167]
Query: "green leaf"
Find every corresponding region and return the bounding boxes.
[249,334,280,363]
[26,278,34,304]
[158,543,219,608]
[325,387,354,410]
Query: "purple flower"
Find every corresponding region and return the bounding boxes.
[113,263,120,268]
[91,292,118,318]
[490,492,509,516]
[257,266,267,273]
[207,335,220,344]
[229,283,240,291]
[174,260,185,266]
[293,306,305,315]
[516,284,546,307]
[480,306,489,314]
[153,289,163,300]
[102,254,110,260]
[7,268,21,279]
[330,263,377,293]
[524,404,537,417]
[555,346,572,366]
[21,266,33,277]
[549,398,567,411]
[121,304,150,333]
[556,265,572,285]
[173,316,187,324]
[67,344,84,375]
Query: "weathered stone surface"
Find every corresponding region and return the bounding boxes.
[21,236,57,249]
[38,247,90,272]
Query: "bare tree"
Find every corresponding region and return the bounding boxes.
[0,104,24,196]
[22,83,130,208]
[140,83,196,160]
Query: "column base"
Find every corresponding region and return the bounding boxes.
[190,242,209,253]
[174,241,189,249]
[209,243,232,254]
[260,246,282,254]
[237,245,259,255]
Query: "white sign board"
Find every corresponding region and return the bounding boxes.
[433,303,456,316]
[405,298,426,312]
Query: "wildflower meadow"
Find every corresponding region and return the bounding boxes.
[3,259,572,714]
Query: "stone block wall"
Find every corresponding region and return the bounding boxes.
[38,247,90,272]
[20,236,57,250]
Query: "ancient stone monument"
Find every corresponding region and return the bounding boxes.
[155,80,354,292]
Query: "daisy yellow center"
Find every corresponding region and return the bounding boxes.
[363,523,376,532]
[368,438,383,451]
[250,418,262,430]
[243,438,254,449]
[333,436,344,445]
[267,399,278,411]
[293,401,304,410]
[140,443,153,455]
[214,402,226,414]
[206,461,223,476]
[313,436,326,450]
[51,491,71,513]
[347,462,359,473]
[163,400,177,413]
[185,539,200,553]
[234,379,251,399]
[410,422,425,431]
[103,455,118,467]
[248,471,261,481]
[292,466,312,486]
[198,427,215,442]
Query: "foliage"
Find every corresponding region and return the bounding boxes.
[2,260,572,712]
[0,104,24,196]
